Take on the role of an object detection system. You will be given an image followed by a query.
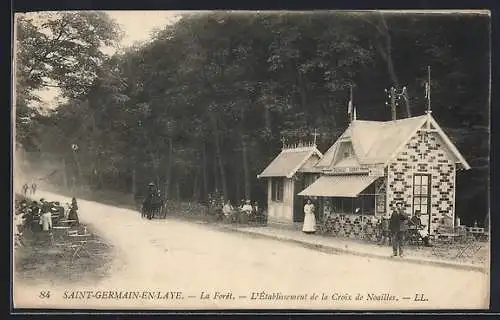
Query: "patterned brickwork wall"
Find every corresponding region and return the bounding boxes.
[318,213,380,242]
[387,130,456,234]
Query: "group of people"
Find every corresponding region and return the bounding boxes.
[21,182,37,197]
[15,197,80,236]
[221,199,265,223]
[301,199,433,257]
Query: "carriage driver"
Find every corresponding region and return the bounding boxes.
[143,182,161,219]
[147,182,156,194]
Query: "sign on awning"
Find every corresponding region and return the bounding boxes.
[297,175,378,198]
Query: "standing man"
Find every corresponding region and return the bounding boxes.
[22,183,29,197]
[31,182,37,196]
[389,201,408,257]
[144,182,157,219]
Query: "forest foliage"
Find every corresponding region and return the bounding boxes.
[15,11,490,225]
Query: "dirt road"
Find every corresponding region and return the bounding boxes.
[13,190,490,310]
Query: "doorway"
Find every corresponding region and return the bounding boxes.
[293,176,305,222]
[412,173,432,234]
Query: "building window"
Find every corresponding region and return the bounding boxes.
[413,174,431,214]
[271,179,284,202]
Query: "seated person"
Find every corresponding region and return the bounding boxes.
[409,210,432,246]
[251,201,261,221]
[222,200,234,221]
[239,200,253,223]
[25,201,41,227]
[241,200,253,214]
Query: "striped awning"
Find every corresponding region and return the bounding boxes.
[297,174,378,197]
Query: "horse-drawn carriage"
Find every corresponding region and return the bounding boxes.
[137,183,167,220]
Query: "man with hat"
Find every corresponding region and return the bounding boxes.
[389,201,408,257]
[143,182,157,219]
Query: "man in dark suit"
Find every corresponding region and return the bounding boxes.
[389,201,408,257]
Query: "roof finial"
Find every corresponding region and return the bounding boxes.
[312,128,319,146]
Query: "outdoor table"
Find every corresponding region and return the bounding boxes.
[466,227,485,240]
[51,226,71,243]
[435,233,461,243]
[58,219,77,224]
[432,233,461,256]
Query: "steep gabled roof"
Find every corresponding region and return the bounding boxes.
[257,146,323,179]
[315,114,470,170]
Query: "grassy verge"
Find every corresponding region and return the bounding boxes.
[14,194,116,286]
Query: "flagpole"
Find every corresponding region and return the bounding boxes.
[352,85,357,121]
[427,65,431,114]
[349,83,354,123]
[426,65,432,129]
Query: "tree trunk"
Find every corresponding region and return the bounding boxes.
[212,145,219,194]
[131,166,136,196]
[97,169,104,189]
[215,134,228,201]
[235,167,241,203]
[211,115,228,200]
[241,134,251,201]
[72,151,82,187]
[377,14,412,118]
[192,166,200,200]
[176,180,181,200]
[264,106,272,132]
[165,137,173,198]
[62,158,68,188]
[202,143,209,202]
[298,70,308,112]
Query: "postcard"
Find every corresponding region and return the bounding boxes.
[12,9,490,311]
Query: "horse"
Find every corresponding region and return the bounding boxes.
[142,194,166,219]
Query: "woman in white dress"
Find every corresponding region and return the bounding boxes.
[302,199,316,234]
[39,207,53,232]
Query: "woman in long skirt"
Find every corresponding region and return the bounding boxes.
[68,197,80,227]
[302,199,316,234]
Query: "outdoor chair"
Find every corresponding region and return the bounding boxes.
[455,236,483,260]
